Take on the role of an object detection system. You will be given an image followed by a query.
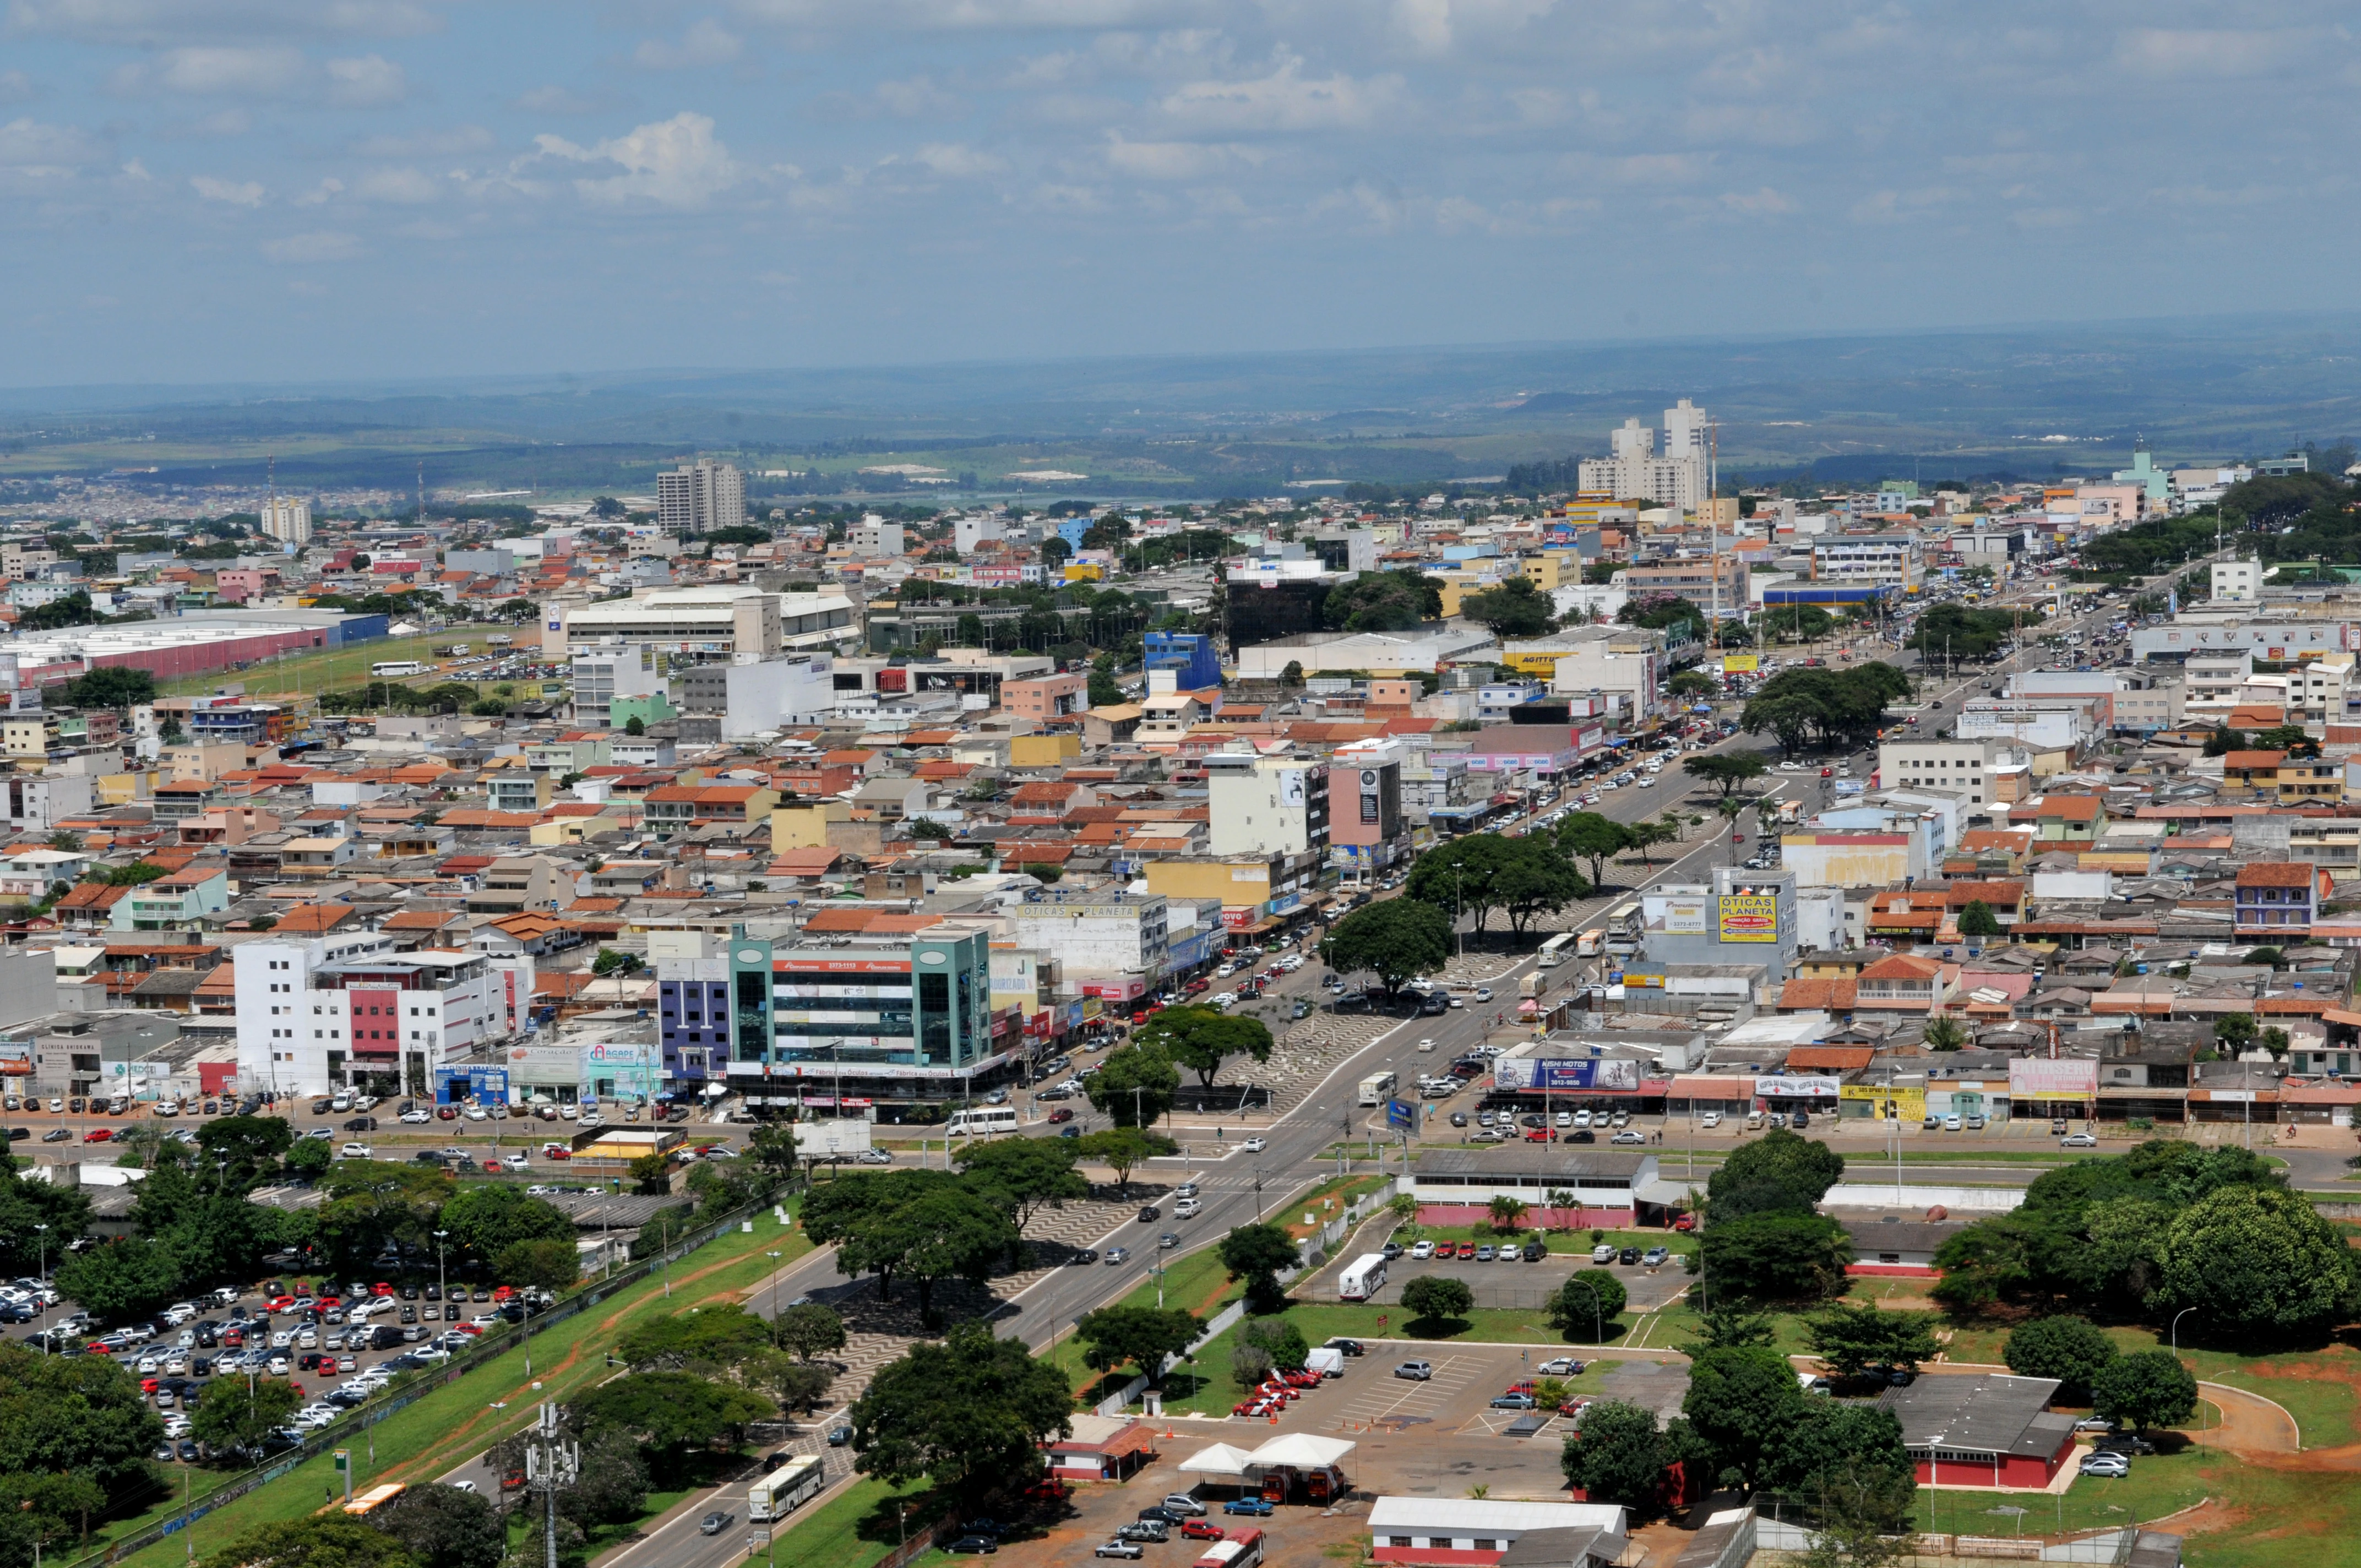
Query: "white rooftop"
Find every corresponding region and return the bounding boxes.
[1367,1498,1626,1534]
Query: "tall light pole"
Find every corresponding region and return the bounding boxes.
[433,1230,448,1319]
[765,1251,782,1321]
[31,1226,45,1353]
[2172,1308,2196,1355]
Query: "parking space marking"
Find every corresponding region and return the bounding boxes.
[1333,1354,1486,1427]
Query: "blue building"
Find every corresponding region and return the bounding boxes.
[1145,631,1221,690]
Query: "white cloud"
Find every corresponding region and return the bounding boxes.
[2117,28,2308,79]
[262,229,365,262]
[1103,133,1259,180]
[874,75,958,116]
[1720,185,1795,214]
[191,173,266,204]
[634,19,742,69]
[913,142,1005,177]
[8,0,442,44]
[295,176,344,204]
[128,45,309,96]
[0,117,105,185]
[355,165,437,202]
[355,125,492,157]
[325,55,407,106]
[535,112,743,206]
[1161,52,1403,133]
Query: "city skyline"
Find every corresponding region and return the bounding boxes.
[5,2,2359,385]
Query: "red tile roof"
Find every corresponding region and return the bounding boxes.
[2238,862,2317,888]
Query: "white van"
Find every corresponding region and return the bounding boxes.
[946,1106,1019,1137]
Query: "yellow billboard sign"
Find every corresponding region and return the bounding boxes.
[1840,1084,1926,1121]
[1717,894,1779,943]
[1721,654,1759,674]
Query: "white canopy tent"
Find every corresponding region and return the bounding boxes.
[1243,1434,1357,1469]
[1177,1444,1258,1479]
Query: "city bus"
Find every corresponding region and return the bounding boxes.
[747,1456,826,1522]
[1574,927,1606,958]
[369,661,428,678]
[344,1484,407,1517]
[1195,1529,1265,1568]
[945,1106,1019,1137]
[1356,1071,1396,1107]
[1536,933,1576,968]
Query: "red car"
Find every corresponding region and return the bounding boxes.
[83,1128,112,1142]
[1184,979,1209,996]
[370,1282,395,1297]
[1524,1128,1551,1142]
[315,1296,341,1310]
[268,1295,297,1313]
[1819,767,1834,777]
[1672,1214,1696,1233]
[451,1322,483,1337]
[1181,1521,1226,1541]
[546,1148,571,1161]
[1046,1107,1075,1124]
[1455,1243,1478,1260]
[437,1107,458,1120]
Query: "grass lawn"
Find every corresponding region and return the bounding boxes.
[158,630,470,700]
[761,1476,937,1568]
[1910,1444,2212,1538]
[103,1203,809,1568]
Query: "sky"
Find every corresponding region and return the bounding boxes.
[5,1,2361,388]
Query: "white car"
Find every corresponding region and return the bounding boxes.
[1242,1137,1266,1153]
[400,1110,431,1124]
[464,1106,488,1121]
[1410,1240,1435,1259]
[1700,1112,1722,1129]
[1474,986,1492,1002]
[162,1416,193,1437]
[137,1353,162,1374]
[340,1142,373,1159]
[1591,1244,1617,1264]
[505,1155,530,1171]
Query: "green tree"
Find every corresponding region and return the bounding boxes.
[1554,812,1636,891]
[847,1321,1073,1506]
[2092,1349,2199,1432]
[1216,1223,1303,1312]
[744,1123,799,1179]
[1547,1270,1627,1341]
[628,1152,672,1196]
[62,666,158,710]
[0,1163,90,1277]
[1400,1275,1474,1329]
[1682,1344,1807,1488]
[550,1431,647,1533]
[616,1304,774,1373]
[2001,1316,2118,1402]
[436,1185,573,1267]
[1239,1314,1310,1372]
[1073,1126,1168,1192]
[1802,1303,1939,1381]
[2215,1012,2257,1056]
[1955,901,2001,939]
[1086,658,1125,707]
[590,949,643,977]
[371,1485,504,1568]
[0,1343,167,1504]
[1667,670,1718,700]
[770,1303,848,1364]
[953,1136,1090,1229]
[190,1375,302,1457]
[1684,1306,1778,1352]
[1707,1127,1846,1219]
[1323,570,1443,632]
[1460,576,1557,638]
[572,1373,776,1479]
[55,1236,183,1324]
[1682,752,1769,798]
[1133,1006,1274,1090]
[1797,1460,1916,1568]
[2202,725,2248,757]
[1700,1212,1854,1304]
[1320,899,1454,1000]
[198,1517,418,1568]
[1074,1306,1201,1382]
[1560,1400,1669,1510]
[1766,1402,1916,1503]
[738,1348,834,1415]
[1618,594,1705,634]
[834,1184,1018,1317]
[1488,1194,1531,1233]
[1404,833,1511,935]
[1493,835,1589,937]
[280,1138,332,1182]
[2155,1183,2354,1340]
[1082,1044,1179,1128]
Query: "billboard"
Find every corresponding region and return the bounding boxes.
[1386,1098,1417,1132]
[433,1066,509,1105]
[798,1119,874,1157]
[1721,654,1760,674]
[1717,893,1779,943]
[504,1043,582,1081]
[0,1042,29,1076]
[1493,1057,1643,1093]
[1840,1085,1928,1121]
[2010,1058,2099,1097]
[1663,896,1710,935]
[1756,1074,1842,1100]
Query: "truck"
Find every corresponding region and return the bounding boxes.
[1337,1253,1388,1302]
[746,1456,825,1522]
[1356,1071,1396,1108]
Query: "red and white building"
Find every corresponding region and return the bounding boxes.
[235,930,532,1098]
[1878,1373,2079,1488]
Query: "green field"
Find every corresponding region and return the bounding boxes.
[158,630,477,701]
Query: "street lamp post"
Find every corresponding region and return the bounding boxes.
[31,1226,45,1354]
[433,1230,448,1320]
[2172,1308,2196,1354]
[765,1251,783,1321]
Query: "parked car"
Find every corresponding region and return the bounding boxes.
[1222,1498,1276,1517]
[1393,1361,1433,1380]
[1092,1543,1141,1560]
[2060,1132,2098,1148]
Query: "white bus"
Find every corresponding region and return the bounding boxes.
[746,1456,826,1522]
[1356,1071,1396,1107]
[1536,933,1576,968]
[369,661,428,678]
[1337,1252,1388,1302]
[945,1106,1019,1137]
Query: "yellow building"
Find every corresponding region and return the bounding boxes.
[1008,733,1081,768]
[1519,555,1568,591]
[771,801,851,849]
[1063,562,1106,583]
[1141,856,1275,923]
[0,716,47,759]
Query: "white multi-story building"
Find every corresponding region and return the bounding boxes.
[569,643,668,726]
[1875,739,2034,806]
[847,519,905,557]
[1005,892,1171,996]
[1811,536,1920,591]
[2212,558,2262,602]
[259,498,312,546]
[953,515,1005,553]
[1206,753,1331,858]
[1576,401,1712,511]
[656,460,744,537]
[236,932,532,1098]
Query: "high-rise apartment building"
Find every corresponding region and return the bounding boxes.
[259,497,312,546]
[657,460,745,537]
[1578,400,1712,512]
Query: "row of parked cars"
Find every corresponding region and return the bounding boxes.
[1089,1492,1274,1557]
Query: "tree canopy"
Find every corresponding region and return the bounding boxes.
[1082,1043,1181,1128]
[1682,752,1768,797]
[1554,812,1635,890]
[1132,1006,1273,1089]
[1460,576,1557,638]
[1740,664,1912,754]
[1320,899,1453,999]
[1323,570,1443,632]
[847,1321,1073,1505]
[1707,1128,1846,1220]
[1216,1223,1302,1311]
[1073,1306,1200,1382]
